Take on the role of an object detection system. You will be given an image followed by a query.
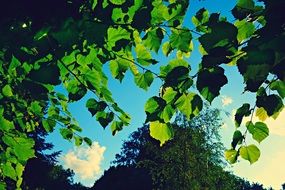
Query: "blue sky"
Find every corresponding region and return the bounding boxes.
[47,0,285,189]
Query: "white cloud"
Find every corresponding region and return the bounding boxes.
[221,96,233,106]
[61,141,106,181]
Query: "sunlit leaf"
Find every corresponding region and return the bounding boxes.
[247,121,269,143]
[149,121,174,146]
[2,85,13,97]
[225,149,238,164]
[239,144,260,164]
[134,71,154,90]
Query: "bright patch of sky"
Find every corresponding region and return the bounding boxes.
[46,0,285,188]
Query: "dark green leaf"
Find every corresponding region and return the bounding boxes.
[86,98,107,116]
[199,22,238,53]
[28,64,61,85]
[60,128,73,140]
[237,50,274,92]
[164,66,189,87]
[42,118,56,132]
[231,130,243,149]
[256,94,283,116]
[111,121,124,136]
[84,137,92,146]
[96,111,114,128]
[197,67,228,103]
[235,103,251,127]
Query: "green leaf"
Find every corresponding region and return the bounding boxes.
[0,109,14,131]
[60,128,73,140]
[235,19,255,43]
[3,162,16,180]
[160,59,189,78]
[162,42,172,56]
[247,121,269,143]
[256,94,283,116]
[197,67,228,103]
[164,66,190,87]
[28,64,61,85]
[84,70,101,91]
[119,113,131,125]
[42,118,56,132]
[8,56,21,76]
[192,8,209,32]
[149,121,174,146]
[69,124,82,132]
[235,103,251,127]
[109,0,126,5]
[96,111,114,128]
[270,80,285,98]
[83,137,92,146]
[107,27,130,49]
[170,28,192,52]
[199,22,238,53]
[175,93,202,119]
[15,163,24,178]
[2,85,13,97]
[143,28,163,53]
[86,98,107,116]
[231,130,243,149]
[29,101,43,116]
[13,137,35,161]
[161,104,175,123]
[74,136,83,146]
[134,71,154,90]
[232,0,255,20]
[225,149,238,164]
[66,80,87,101]
[239,144,260,164]
[162,87,177,104]
[135,44,153,66]
[237,50,274,92]
[145,97,161,114]
[255,107,268,121]
[0,182,6,190]
[111,121,124,136]
[109,58,129,82]
[144,96,166,122]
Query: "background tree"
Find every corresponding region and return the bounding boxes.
[94,107,268,190]
[108,108,243,189]
[92,165,152,190]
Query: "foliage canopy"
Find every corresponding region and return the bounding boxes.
[0,0,284,188]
